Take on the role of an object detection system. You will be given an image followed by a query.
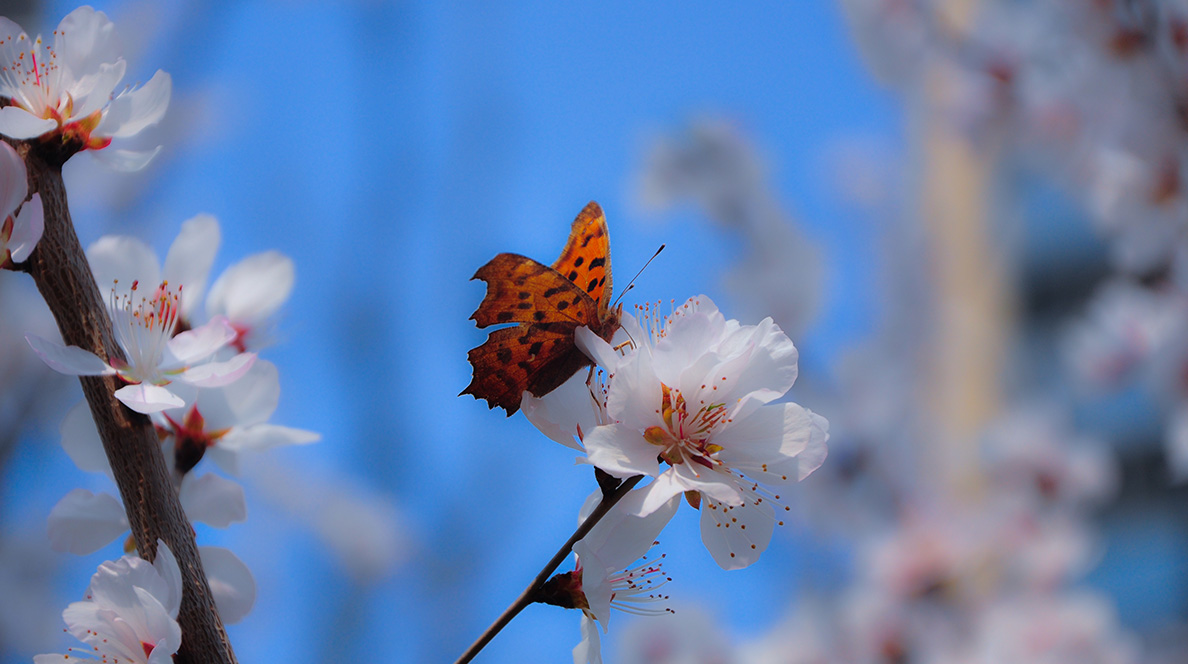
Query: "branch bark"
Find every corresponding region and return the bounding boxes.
[18,146,237,664]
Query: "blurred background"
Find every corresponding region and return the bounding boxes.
[3,0,1188,662]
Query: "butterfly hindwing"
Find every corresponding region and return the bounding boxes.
[462,322,586,414]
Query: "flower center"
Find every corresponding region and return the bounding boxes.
[644,383,727,470]
[160,405,231,475]
[109,280,182,383]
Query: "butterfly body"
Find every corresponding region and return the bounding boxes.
[463,202,621,415]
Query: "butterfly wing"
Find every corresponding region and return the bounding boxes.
[462,321,595,414]
[552,201,613,316]
[469,253,599,328]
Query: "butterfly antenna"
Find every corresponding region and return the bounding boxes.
[612,244,665,308]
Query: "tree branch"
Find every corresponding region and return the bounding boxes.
[19,146,237,664]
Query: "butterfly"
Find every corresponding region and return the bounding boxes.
[463,201,622,416]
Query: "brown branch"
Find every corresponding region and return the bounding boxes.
[18,145,237,664]
[453,474,643,664]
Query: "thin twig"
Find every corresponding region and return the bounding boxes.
[453,474,644,664]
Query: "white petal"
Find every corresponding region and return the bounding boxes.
[193,359,280,429]
[210,425,320,475]
[0,140,26,216]
[574,542,614,622]
[90,145,162,172]
[573,614,603,664]
[579,487,678,573]
[717,403,829,482]
[60,400,113,475]
[575,325,620,370]
[55,7,122,83]
[176,352,256,388]
[199,547,256,624]
[632,471,699,516]
[206,251,295,325]
[522,370,598,451]
[8,193,42,263]
[699,496,774,570]
[26,334,114,376]
[88,234,161,293]
[164,317,234,365]
[583,423,659,478]
[178,473,246,527]
[114,383,185,414]
[47,489,128,554]
[604,346,664,433]
[69,60,126,118]
[163,213,220,319]
[97,70,171,138]
[151,540,183,618]
[0,107,56,139]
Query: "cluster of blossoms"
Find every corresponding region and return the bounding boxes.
[34,214,318,633]
[34,541,183,664]
[520,295,829,662]
[0,7,321,660]
[0,6,170,170]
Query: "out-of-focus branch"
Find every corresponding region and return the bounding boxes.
[17,145,237,664]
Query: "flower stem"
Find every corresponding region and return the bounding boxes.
[453,473,644,664]
[16,144,238,664]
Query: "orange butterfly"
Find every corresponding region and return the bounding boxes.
[463,201,622,416]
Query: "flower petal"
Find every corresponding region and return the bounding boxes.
[583,422,659,479]
[208,425,320,475]
[88,234,161,293]
[164,317,234,365]
[0,140,27,216]
[572,613,603,664]
[522,369,598,451]
[0,107,56,139]
[59,400,112,475]
[162,214,220,319]
[114,383,185,414]
[26,334,114,376]
[47,489,128,554]
[8,193,43,263]
[699,495,774,570]
[90,145,163,172]
[178,473,246,528]
[193,359,280,429]
[176,351,256,388]
[55,7,123,86]
[97,70,171,138]
[716,403,829,482]
[199,547,256,624]
[206,251,295,326]
[150,540,182,618]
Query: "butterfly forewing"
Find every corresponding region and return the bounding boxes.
[470,253,599,328]
[551,201,613,315]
